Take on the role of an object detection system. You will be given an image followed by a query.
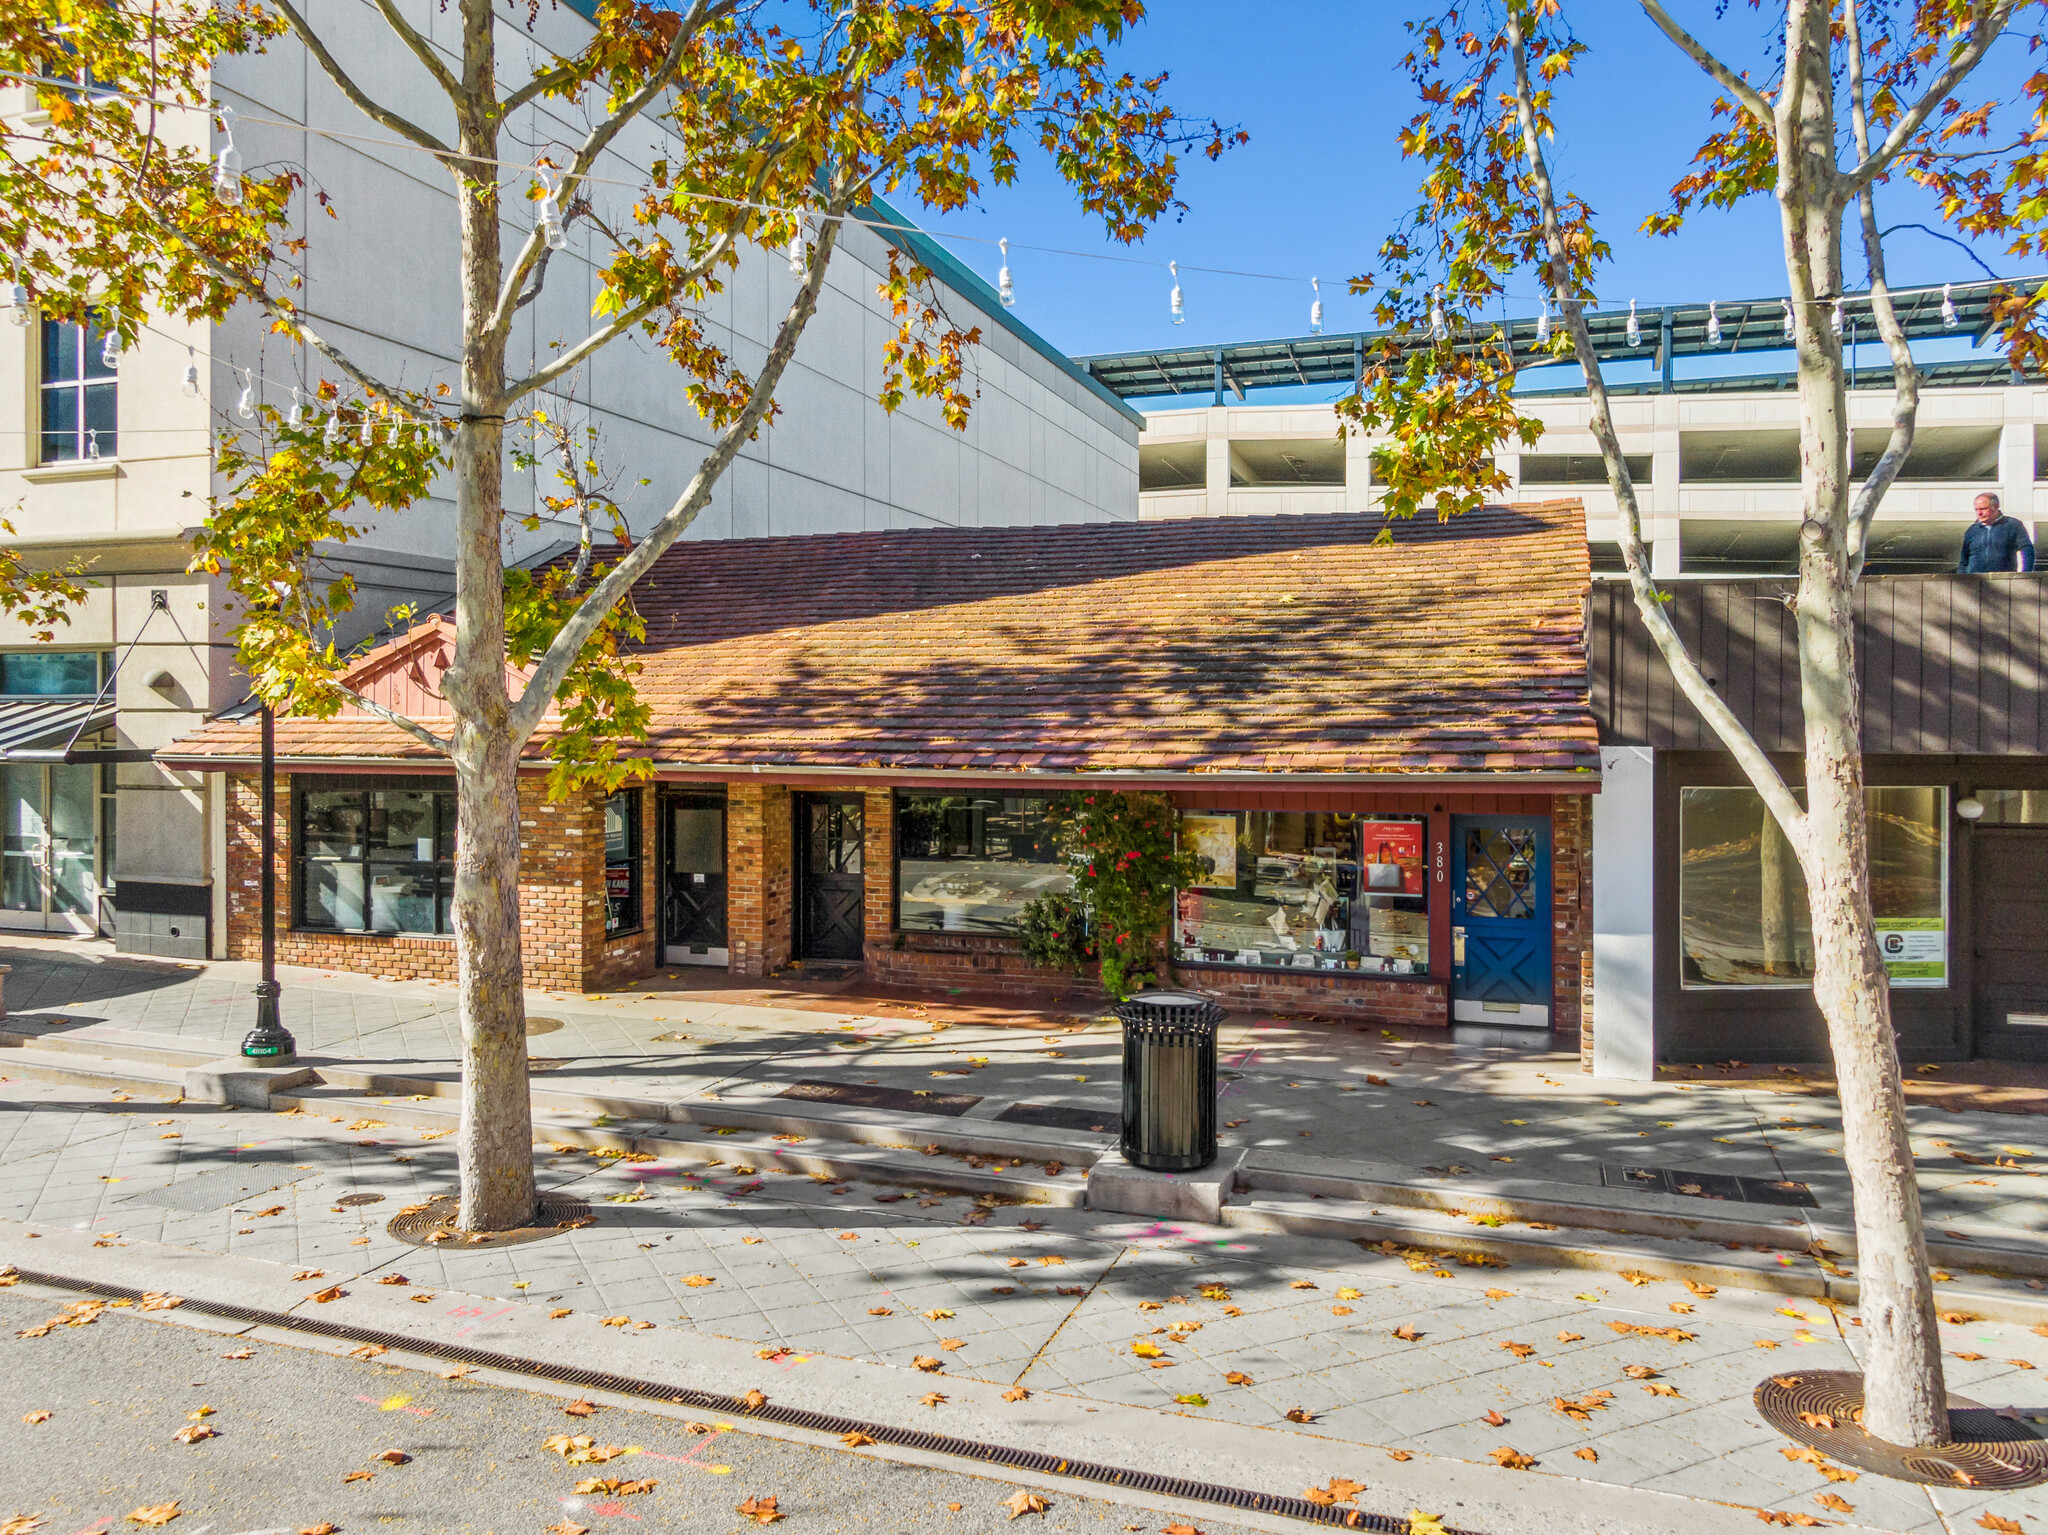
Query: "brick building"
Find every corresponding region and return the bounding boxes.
[165,504,1600,1040]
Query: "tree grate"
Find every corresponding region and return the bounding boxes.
[1755,1369,2048,1488]
[6,1265,1475,1535]
[385,1190,593,1250]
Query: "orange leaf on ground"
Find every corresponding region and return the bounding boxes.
[1388,1450,1413,1461]
[1978,1517,2024,1534]
[735,1495,783,1525]
[125,1507,180,1527]
[1285,1408,1317,1424]
[1392,1325,1423,1342]
[1489,1447,1534,1470]
[1574,1447,1599,1462]
[921,1392,947,1408]
[841,1431,876,1447]
[742,1390,767,1410]
[1002,1490,1050,1519]
[1815,1495,1854,1515]
[1225,1371,1254,1386]
[1482,1409,1507,1426]
[1002,1387,1030,1402]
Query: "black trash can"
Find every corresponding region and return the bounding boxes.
[1115,990,1226,1172]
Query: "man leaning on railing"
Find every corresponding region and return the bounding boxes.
[1957,492,2037,574]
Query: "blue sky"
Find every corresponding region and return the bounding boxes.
[903,2,2030,398]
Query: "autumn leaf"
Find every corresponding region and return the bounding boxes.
[348,1344,387,1361]
[1489,1446,1534,1470]
[138,1293,184,1312]
[564,1399,599,1417]
[1224,1371,1254,1385]
[1798,1411,1836,1431]
[341,1472,374,1484]
[1556,1331,1583,1343]
[545,1523,589,1535]
[1162,1525,1207,1535]
[309,1286,345,1303]
[921,1392,947,1408]
[439,1364,474,1380]
[292,1270,325,1282]
[172,1424,216,1444]
[126,1507,181,1527]
[1173,1393,1209,1407]
[742,1390,767,1411]
[1500,1341,1535,1358]
[1978,1516,2024,1534]
[1392,1325,1424,1341]
[924,1309,955,1321]
[1815,1495,1853,1514]
[1132,1342,1167,1359]
[914,1356,945,1372]
[549,1308,573,1319]
[1482,1409,1508,1426]
[1574,1446,1599,1462]
[23,1410,52,1424]
[1388,1450,1413,1462]
[682,1275,717,1288]
[841,1431,876,1447]
[221,1349,254,1360]
[1290,1280,1318,1291]
[735,1495,784,1525]
[1336,1287,1363,1300]
[1002,1387,1030,1402]
[1685,1280,1718,1298]
[1001,1490,1050,1519]
[1644,1383,1682,1398]
[1623,1364,1660,1379]
[1284,1408,1317,1424]
[373,1450,410,1465]
[300,1525,338,1535]
[1619,1271,1653,1287]
[1485,1288,1514,1300]
[1408,1515,1447,1535]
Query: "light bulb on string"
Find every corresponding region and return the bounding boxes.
[533,166,567,253]
[359,411,375,448]
[287,386,305,430]
[1942,283,1958,328]
[100,316,121,370]
[322,409,342,448]
[85,429,100,461]
[1782,299,1795,340]
[788,219,805,277]
[181,345,200,398]
[1626,299,1640,349]
[1170,261,1184,325]
[235,368,254,420]
[1831,297,1843,336]
[1309,276,1323,336]
[213,103,243,208]
[1535,298,1551,344]
[1706,301,1721,346]
[1430,285,1447,342]
[7,265,28,327]
[997,238,1014,309]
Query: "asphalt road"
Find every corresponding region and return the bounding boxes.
[0,1286,1266,1535]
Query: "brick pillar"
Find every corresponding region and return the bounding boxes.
[862,788,895,964]
[1549,793,1593,1051]
[728,783,792,977]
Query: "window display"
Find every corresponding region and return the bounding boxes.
[296,777,456,935]
[896,794,1070,933]
[1174,810,1430,975]
[1679,785,1946,987]
[604,787,641,935]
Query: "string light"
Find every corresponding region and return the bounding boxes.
[1831,297,1844,335]
[287,386,306,430]
[101,316,121,369]
[787,219,805,277]
[1706,301,1721,346]
[322,409,342,448]
[1625,299,1640,348]
[1309,276,1323,336]
[533,166,567,253]
[1170,260,1184,325]
[181,345,200,397]
[1535,297,1550,344]
[1783,299,1795,340]
[213,103,243,208]
[997,237,1014,309]
[1942,282,1958,328]
[1430,285,1447,342]
[359,411,375,447]
[85,428,100,460]
[6,265,27,327]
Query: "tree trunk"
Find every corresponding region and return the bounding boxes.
[445,0,535,1233]
[1778,0,1945,1444]
[1759,806,1800,977]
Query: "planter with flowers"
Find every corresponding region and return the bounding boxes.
[1017,790,1195,1000]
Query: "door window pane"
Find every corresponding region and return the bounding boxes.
[46,763,95,916]
[896,794,1067,934]
[1465,828,1537,918]
[2,765,44,913]
[1679,786,1947,988]
[1974,789,2048,825]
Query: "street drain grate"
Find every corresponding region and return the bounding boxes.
[6,1266,1475,1535]
[386,1191,593,1249]
[1602,1163,1819,1208]
[995,1102,1120,1135]
[335,1193,386,1208]
[118,1159,321,1214]
[1755,1369,2048,1487]
[777,1080,980,1117]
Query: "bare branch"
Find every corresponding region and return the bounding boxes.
[1843,0,1919,583]
[500,56,588,118]
[270,0,455,161]
[1638,0,1773,125]
[329,682,454,754]
[1847,0,2020,190]
[365,0,464,105]
[505,184,855,741]
[1508,9,1807,841]
[498,227,739,408]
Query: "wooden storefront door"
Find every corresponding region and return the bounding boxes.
[661,791,728,967]
[1970,828,2048,1061]
[797,793,866,961]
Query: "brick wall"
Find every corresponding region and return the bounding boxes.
[586,785,658,992]
[1171,963,1449,1025]
[862,789,894,946]
[1552,792,1592,1043]
[727,782,792,977]
[225,771,655,992]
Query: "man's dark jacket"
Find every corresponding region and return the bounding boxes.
[1958,515,2036,574]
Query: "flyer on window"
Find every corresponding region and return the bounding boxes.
[1180,814,1238,889]
[1876,917,1945,985]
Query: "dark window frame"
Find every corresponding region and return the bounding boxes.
[893,791,1067,937]
[0,650,105,697]
[39,313,117,464]
[292,774,457,937]
[604,786,643,937]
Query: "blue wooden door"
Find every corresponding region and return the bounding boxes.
[1450,815,1552,1026]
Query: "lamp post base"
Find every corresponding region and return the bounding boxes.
[240,979,296,1064]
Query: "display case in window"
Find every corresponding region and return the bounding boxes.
[1173,810,1430,975]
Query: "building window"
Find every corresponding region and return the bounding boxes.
[295,778,456,935]
[895,793,1068,933]
[0,651,102,695]
[1679,786,1947,988]
[1972,788,2048,825]
[1175,810,1430,975]
[40,314,117,463]
[604,788,641,935]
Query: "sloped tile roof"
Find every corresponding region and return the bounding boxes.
[166,501,1597,779]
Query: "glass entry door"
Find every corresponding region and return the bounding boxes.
[797,793,866,961]
[1449,813,1552,1027]
[662,792,728,967]
[1,762,100,933]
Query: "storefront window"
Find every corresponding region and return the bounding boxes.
[1174,810,1430,975]
[296,778,456,935]
[1679,786,1946,988]
[605,787,641,935]
[895,793,1068,933]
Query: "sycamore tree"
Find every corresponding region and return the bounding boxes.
[0,0,1229,1232]
[1355,0,2042,1447]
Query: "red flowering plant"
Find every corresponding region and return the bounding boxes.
[1019,791,1196,999]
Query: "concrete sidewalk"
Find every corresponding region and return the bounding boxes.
[3,1076,2048,1535]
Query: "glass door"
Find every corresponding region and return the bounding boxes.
[797,793,866,961]
[0,762,100,933]
[662,792,728,966]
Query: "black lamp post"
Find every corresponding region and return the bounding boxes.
[240,701,296,1064]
